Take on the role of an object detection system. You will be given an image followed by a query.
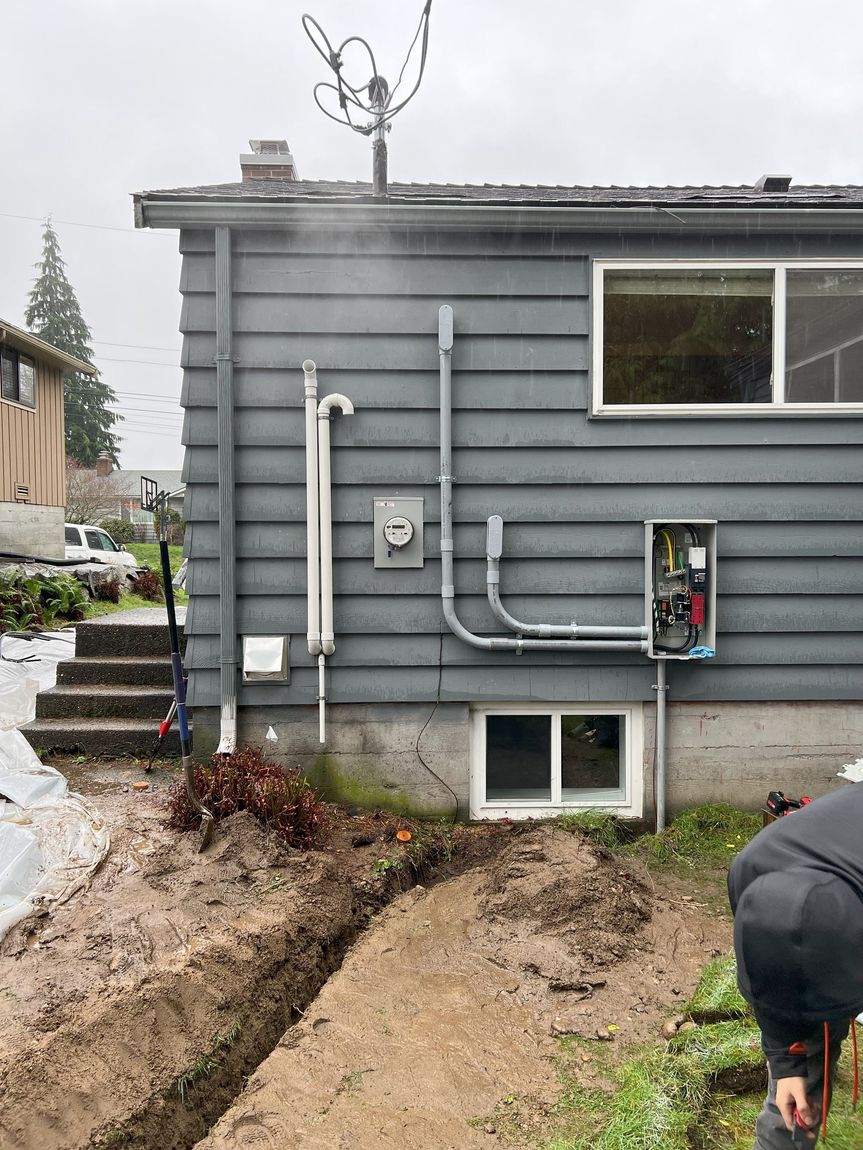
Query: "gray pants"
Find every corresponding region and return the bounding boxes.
[755,1021,849,1148]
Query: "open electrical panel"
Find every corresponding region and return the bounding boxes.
[644,520,717,659]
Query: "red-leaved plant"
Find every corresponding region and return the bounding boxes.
[165,746,327,850]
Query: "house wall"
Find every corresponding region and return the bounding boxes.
[0,360,65,557]
[177,222,863,812]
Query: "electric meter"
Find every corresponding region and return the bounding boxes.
[373,498,424,568]
[383,515,414,549]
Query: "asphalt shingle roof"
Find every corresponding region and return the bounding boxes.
[139,179,863,209]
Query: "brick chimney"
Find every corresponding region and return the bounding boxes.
[95,451,113,477]
[240,139,298,182]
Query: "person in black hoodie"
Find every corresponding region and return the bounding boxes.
[728,782,863,1147]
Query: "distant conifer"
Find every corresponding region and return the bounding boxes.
[25,220,121,465]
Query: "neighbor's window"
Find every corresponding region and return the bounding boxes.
[472,704,641,819]
[0,345,36,409]
[594,263,863,413]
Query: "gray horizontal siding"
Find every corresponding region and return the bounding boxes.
[181,406,863,448]
[187,520,863,560]
[178,223,863,706]
[185,483,863,523]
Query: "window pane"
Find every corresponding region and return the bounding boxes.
[65,526,80,545]
[98,531,118,551]
[84,530,103,549]
[603,270,773,404]
[1,346,17,402]
[486,714,551,801]
[786,271,863,403]
[17,356,35,407]
[561,714,625,799]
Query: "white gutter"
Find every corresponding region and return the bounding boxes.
[303,360,321,657]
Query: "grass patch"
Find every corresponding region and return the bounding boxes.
[558,810,632,850]
[570,1049,707,1150]
[629,804,761,868]
[128,543,184,574]
[684,954,749,1023]
[83,593,167,618]
[669,1019,762,1078]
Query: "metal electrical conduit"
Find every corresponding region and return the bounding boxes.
[437,304,648,656]
[485,515,648,641]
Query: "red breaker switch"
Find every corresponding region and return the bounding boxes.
[690,592,705,625]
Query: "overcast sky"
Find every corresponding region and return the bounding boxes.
[3,0,863,470]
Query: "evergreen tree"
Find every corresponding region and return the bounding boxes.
[24,221,122,466]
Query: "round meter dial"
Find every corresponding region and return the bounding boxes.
[383,515,414,549]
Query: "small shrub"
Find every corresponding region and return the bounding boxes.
[131,569,163,602]
[165,746,327,849]
[99,517,136,545]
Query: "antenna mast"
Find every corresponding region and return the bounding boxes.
[302,2,433,197]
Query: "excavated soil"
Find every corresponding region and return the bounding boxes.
[0,770,450,1150]
[0,769,729,1150]
[195,827,729,1150]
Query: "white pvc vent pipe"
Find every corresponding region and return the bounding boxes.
[302,361,354,744]
[303,360,321,657]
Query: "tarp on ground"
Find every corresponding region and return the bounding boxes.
[0,630,109,941]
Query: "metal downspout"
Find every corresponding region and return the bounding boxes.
[303,360,321,657]
[438,304,648,656]
[486,516,648,640]
[654,659,669,831]
[215,225,237,755]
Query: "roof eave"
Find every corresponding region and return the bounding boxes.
[0,320,96,375]
[134,195,863,235]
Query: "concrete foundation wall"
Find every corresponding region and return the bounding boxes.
[192,699,858,821]
[0,502,64,559]
[192,702,470,819]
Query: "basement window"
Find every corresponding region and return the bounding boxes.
[0,345,36,409]
[469,703,643,820]
[592,262,863,415]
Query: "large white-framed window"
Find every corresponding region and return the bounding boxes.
[592,260,863,416]
[469,701,643,821]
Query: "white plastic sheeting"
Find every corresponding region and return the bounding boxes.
[0,729,110,940]
[0,631,76,730]
[0,630,109,940]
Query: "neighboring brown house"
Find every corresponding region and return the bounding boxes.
[0,319,95,558]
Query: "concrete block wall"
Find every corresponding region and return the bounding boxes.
[0,502,64,559]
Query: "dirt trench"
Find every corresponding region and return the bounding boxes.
[0,790,421,1150]
[1,781,729,1150]
[195,827,729,1150]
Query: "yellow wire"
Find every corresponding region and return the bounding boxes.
[659,529,675,570]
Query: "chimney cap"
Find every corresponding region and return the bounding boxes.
[755,174,792,193]
[249,139,292,155]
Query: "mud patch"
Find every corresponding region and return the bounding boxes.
[0,794,414,1150]
[193,826,729,1150]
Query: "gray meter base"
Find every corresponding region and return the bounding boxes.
[373,497,424,568]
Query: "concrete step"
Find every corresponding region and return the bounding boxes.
[19,717,186,758]
[75,608,186,658]
[56,656,175,688]
[35,684,176,720]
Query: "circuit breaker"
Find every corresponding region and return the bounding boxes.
[644,520,717,659]
[373,497,424,568]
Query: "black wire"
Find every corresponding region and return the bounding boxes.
[303,2,433,137]
[415,629,459,822]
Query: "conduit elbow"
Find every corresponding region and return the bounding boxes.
[318,393,355,418]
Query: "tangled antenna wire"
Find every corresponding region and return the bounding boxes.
[302,1,433,137]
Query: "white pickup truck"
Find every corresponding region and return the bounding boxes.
[64,524,138,568]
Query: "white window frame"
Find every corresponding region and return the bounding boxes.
[469,701,643,821]
[591,259,863,417]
